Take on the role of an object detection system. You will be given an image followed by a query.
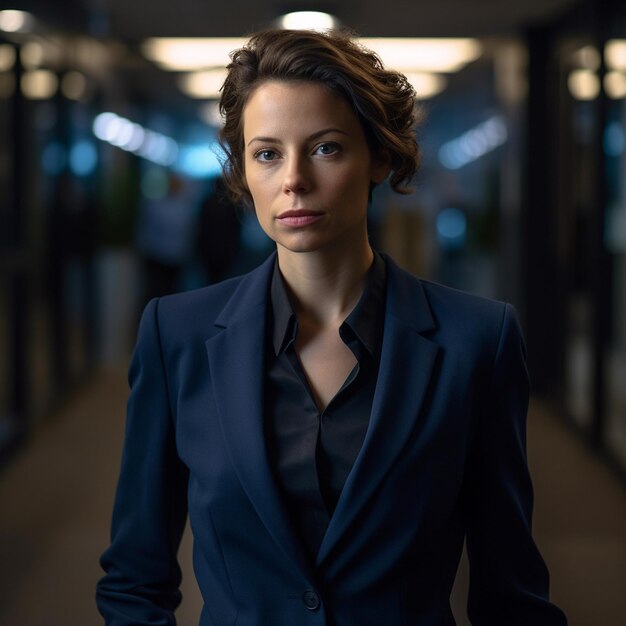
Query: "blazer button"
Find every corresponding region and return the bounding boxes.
[302,589,320,611]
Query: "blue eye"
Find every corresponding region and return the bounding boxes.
[255,149,278,162]
[315,142,339,156]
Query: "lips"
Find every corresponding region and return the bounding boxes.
[276,209,323,227]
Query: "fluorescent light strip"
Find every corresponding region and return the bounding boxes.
[178,68,227,99]
[364,38,482,72]
[606,40,626,71]
[142,37,482,73]
[405,72,447,100]
[142,38,246,71]
[277,11,339,31]
[439,116,507,170]
[93,112,178,166]
[179,69,448,101]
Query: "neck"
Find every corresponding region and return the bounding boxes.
[276,239,373,328]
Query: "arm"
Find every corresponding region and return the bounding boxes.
[96,298,189,626]
[465,304,567,625]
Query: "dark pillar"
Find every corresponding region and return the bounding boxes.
[523,24,564,396]
[9,43,29,435]
[590,0,613,447]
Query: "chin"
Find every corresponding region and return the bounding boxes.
[278,236,356,258]
[277,241,325,255]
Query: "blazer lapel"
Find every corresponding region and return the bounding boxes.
[205,253,314,579]
[317,258,440,566]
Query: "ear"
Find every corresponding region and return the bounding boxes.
[370,150,392,184]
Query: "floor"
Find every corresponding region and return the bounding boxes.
[0,366,625,626]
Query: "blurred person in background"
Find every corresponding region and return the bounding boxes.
[197,176,242,283]
[97,29,567,626]
[135,173,198,304]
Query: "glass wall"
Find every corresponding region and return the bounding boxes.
[605,57,626,469]
[539,1,626,475]
[0,38,23,455]
[0,33,99,461]
[378,40,526,312]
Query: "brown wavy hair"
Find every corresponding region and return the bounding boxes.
[218,29,420,204]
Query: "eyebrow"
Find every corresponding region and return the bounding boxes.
[246,127,349,147]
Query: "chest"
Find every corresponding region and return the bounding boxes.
[294,325,357,411]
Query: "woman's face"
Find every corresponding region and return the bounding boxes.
[242,80,389,256]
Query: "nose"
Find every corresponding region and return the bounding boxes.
[282,154,310,195]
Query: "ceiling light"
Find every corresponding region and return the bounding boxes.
[0,10,33,33]
[141,37,482,75]
[362,38,482,73]
[21,41,45,68]
[405,72,447,99]
[606,40,626,71]
[439,115,507,170]
[604,71,626,99]
[21,69,58,99]
[0,44,16,71]
[93,112,120,142]
[92,112,179,166]
[568,69,600,100]
[572,45,600,71]
[142,38,245,71]
[179,68,227,99]
[277,11,339,31]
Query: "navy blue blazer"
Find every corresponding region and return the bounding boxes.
[96,252,567,626]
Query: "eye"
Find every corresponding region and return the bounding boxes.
[254,149,279,162]
[314,142,340,156]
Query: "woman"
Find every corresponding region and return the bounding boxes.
[97,29,567,626]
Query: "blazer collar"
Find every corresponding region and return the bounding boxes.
[211,251,435,333]
[206,251,440,576]
[378,252,436,333]
[206,251,317,579]
[316,255,439,568]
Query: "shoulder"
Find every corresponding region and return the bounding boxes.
[140,254,276,345]
[384,254,509,328]
[383,255,519,358]
[419,278,509,329]
[420,278,521,355]
[157,274,247,324]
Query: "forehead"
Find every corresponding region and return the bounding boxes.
[242,80,361,138]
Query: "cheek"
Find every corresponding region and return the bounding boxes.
[245,174,272,227]
[334,167,372,202]
[243,169,263,203]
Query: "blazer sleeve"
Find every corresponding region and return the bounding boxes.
[464,303,567,626]
[96,298,189,626]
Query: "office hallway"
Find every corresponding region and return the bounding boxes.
[0,366,624,626]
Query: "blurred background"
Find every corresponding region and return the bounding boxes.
[0,0,625,624]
